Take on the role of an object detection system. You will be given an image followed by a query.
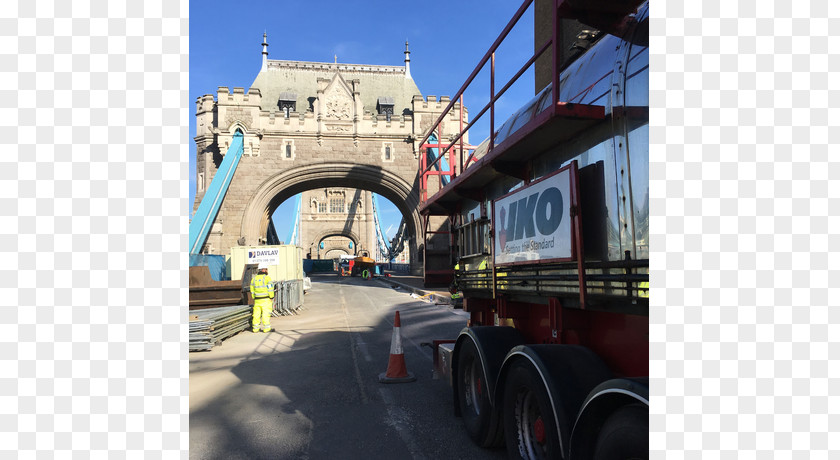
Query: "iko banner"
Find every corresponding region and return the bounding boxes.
[247,248,280,266]
[493,168,572,264]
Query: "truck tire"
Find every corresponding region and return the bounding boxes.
[456,339,502,447]
[592,403,648,460]
[503,359,563,459]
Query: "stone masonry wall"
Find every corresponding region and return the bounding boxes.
[193,72,465,277]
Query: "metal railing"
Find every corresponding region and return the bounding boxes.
[383,263,410,274]
[272,280,304,316]
[418,0,544,202]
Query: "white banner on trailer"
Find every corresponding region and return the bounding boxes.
[246,247,280,266]
[493,168,572,264]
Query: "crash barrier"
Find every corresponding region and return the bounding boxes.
[272,280,304,316]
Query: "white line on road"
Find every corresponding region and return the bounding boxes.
[340,286,370,403]
[378,387,428,460]
[340,286,374,362]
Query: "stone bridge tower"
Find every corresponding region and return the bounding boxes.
[299,188,376,260]
[193,37,467,276]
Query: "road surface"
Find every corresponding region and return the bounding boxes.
[189,273,506,459]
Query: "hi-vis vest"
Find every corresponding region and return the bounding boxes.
[250,274,274,299]
[639,281,649,298]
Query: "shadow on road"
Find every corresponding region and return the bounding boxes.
[189,276,505,460]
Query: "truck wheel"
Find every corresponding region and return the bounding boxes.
[456,339,501,446]
[503,360,562,459]
[592,404,648,460]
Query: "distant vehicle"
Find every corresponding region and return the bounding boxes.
[352,256,376,277]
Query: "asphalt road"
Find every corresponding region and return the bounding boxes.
[189,273,507,460]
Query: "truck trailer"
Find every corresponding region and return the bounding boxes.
[420,1,649,458]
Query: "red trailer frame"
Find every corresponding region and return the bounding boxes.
[418,1,650,458]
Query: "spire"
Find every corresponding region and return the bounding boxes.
[261,32,269,72]
[404,41,411,79]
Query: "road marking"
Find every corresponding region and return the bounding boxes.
[355,285,435,363]
[354,333,372,362]
[340,285,373,362]
[379,387,427,460]
[341,291,369,403]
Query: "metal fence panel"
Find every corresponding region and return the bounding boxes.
[272,280,304,316]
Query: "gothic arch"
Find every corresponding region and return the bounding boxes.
[323,248,351,259]
[240,162,422,273]
[306,229,362,259]
[310,229,362,250]
[227,121,248,134]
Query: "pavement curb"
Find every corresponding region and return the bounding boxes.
[376,277,453,306]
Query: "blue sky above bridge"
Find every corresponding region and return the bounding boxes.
[189,0,537,241]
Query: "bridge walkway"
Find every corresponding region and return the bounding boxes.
[377,272,453,306]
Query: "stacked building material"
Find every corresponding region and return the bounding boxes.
[189,305,252,352]
[189,265,248,310]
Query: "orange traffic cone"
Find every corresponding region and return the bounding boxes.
[378,311,416,383]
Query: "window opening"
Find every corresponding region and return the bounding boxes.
[377,97,394,122]
[330,198,344,213]
[278,92,297,119]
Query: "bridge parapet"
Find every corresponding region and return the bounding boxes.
[217,86,262,105]
[210,87,264,156]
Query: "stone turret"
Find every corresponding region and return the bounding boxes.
[195,94,215,137]
[215,87,263,156]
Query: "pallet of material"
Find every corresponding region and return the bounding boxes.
[189,304,252,352]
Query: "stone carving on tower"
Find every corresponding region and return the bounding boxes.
[324,84,352,120]
[317,73,360,145]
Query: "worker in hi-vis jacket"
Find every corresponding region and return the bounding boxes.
[249,263,274,333]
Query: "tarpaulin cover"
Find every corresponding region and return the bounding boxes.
[303,259,335,273]
[189,254,228,281]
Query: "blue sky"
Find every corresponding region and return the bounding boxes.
[189,0,536,243]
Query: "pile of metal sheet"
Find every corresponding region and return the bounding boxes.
[189,305,252,352]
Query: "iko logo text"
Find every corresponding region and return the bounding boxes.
[498,187,563,247]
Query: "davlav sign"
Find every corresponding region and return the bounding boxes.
[247,248,280,266]
[493,167,573,264]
